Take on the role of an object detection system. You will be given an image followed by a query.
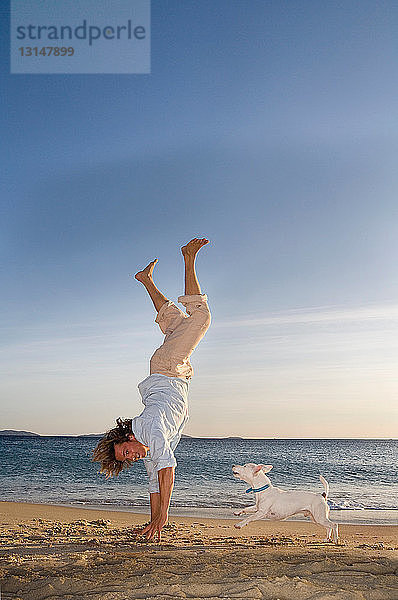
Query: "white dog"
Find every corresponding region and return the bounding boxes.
[232,463,338,543]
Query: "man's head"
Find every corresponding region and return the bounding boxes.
[92,418,148,478]
[114,436,148,462]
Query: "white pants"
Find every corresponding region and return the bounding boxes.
[150,294,211,380]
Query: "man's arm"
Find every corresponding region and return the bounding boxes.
[149,492,161,520]
[140,467,175,540]
[158,466,175,517]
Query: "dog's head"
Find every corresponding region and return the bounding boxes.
[232,463,273,486]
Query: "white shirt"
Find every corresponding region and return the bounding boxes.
[132,373,189,493]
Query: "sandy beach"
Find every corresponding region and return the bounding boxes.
[0,502,397,599]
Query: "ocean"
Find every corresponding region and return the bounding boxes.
[1,437,397,525]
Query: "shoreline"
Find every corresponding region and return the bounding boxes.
[2,499,398,525]
[1,501,397,599]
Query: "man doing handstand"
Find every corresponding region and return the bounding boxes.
[93,238,211,539]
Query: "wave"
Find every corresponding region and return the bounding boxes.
[63,497,398,512]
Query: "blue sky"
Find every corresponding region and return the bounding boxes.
[1,0,397,437]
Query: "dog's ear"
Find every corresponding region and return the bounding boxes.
[260,464,273,473]
[253,465,263,474]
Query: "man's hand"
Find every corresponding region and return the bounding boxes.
[139,513,168,541]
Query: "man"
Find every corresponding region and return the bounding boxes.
[92,238,211,539]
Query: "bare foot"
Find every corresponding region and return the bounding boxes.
[181,238,209,258]
[134,259,158,282]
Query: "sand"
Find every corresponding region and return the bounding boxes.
[0,501,397,600]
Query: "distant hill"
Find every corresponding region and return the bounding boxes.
[76,433,244,439]
[181,435,244,440]
[0,430,245,439]
[0,430,40,437]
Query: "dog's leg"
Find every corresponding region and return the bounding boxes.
[314,516,339,543]
[234,512,266,529]
[332,522,339,543]
[302,510,316,523]
[233,505,257,517]
[326,526,336,542]
[312,501,339,543]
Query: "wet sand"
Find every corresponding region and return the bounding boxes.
[0,501,397,599]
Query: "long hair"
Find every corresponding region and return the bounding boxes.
[92,418,134,478]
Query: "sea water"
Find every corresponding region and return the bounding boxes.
[1,437,397,524]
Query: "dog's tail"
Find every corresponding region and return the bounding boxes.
[319,474,329,499]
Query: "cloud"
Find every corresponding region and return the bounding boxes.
[215,303,398,329]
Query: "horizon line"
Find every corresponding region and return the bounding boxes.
[1,430,396,441]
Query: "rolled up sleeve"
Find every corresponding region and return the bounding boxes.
[143,458,161,493]
[144,432,177,493]
[150,425,177,471]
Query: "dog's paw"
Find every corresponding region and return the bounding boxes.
[234,523,243,529]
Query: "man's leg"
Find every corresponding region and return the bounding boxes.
[141,240,211,379]
[148,238,211,379]
[135,259,168,312]
[181,238,209,295]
